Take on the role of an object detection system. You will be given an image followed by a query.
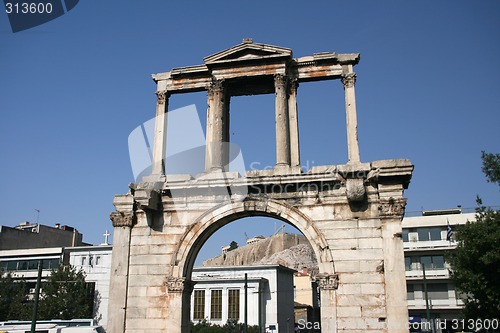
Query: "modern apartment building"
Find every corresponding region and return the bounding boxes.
[402,208,475,332]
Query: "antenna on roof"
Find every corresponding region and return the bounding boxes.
[34,209,40,224]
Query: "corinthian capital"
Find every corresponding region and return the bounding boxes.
[110,211,136,228]
[274,74,288,88]
[288,78,299,95]
[209,78,225,94]
[378,197,407,217]
[341,73,357,88]
[164,277,194,293]
[155,90,169,105]
[316,273,339,290]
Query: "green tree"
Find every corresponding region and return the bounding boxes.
[481,151,500,186]
[447,152,500,321]
[0,272,31,320]
[38,264,94,320]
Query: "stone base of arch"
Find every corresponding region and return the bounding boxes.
[108,159,413,333]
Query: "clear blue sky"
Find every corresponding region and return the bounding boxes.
[1,1,499,263]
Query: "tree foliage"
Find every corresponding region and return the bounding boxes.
[38,264,94,319]
[481,151,500,186]
[0,272,31,320]
[447,152,500,320]
[191,319,259,333]
[0,264,94,321]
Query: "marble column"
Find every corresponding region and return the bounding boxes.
[274,74,291,168]
[288,79,300,168]
[205,79,228,172]
[341,71,361,163]
[151,90,170,175]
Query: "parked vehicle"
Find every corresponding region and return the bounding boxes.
[0,323,104,333]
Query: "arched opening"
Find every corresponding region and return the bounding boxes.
[172,199,334,333]
[194,216,305,266]
[174,199,333,279]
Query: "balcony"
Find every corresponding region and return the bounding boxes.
[404,240,456,251]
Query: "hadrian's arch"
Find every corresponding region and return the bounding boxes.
[108,40,414,333]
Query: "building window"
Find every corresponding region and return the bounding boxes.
[193,290,205,320]
[228,289,240,320]
[417,227,442,241]
[405,257,411,271]
[210,290,222,320]
[402,229,409,242]
[407,284,415,300]
[420,255,445,270]
[81,256,87,266]
[95,256,101,266]
[28,260,39,270]
[42,259,60,270]
[427,283,449,300]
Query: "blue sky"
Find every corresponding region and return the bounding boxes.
[1,1,499,263]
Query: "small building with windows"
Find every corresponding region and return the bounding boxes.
[67,244,112,330]
[402,208,476,331]
[0,222,112,331]
[191,265,296,332]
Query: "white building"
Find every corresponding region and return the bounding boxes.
[67,245,112,331]
[191,265,296,333]
[0,241,112,331]
[402,208,475,331]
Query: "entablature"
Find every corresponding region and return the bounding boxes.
[151,40,360,95]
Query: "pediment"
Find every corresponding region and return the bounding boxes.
[204,41,292,65]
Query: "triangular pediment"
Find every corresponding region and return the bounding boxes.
[204,41,292,65]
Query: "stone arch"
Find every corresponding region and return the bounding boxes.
[172,198,334,279]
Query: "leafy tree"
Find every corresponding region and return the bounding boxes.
[447,152,500,321]
[38,264,94,320]
[481,151,500,186]
[0,272,30,320]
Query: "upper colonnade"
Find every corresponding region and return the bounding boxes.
[150,39,361,176]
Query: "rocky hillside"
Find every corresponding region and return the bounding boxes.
[202,233,318,273]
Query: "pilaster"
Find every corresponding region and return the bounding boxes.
[108,193,135,333]
[379,197,409,332]
[317,274,339,333]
